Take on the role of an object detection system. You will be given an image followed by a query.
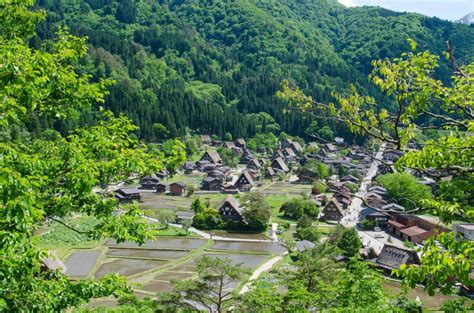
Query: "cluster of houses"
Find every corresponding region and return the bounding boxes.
[306,143,374,178]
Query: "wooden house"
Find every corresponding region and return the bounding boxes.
[235,139,246,148]
[272,157,289,173]
[217,195,244,222]
[156,183,167,194]
[366,194,388,209]
[283,148,297,159]
[321,199,344,221]
[169,182,186,196]
[240,149,255,164]
[140,173,160,190]
[374,245,420,272]
[383,149,404,162]
[183,161,196,174]
[378,162,396,175]
[235,171,255,191]
[340,175,359,184]
[115,188,140,202]
[281,139,303,154]
[333,192,352,210]
[296,240,316,253]
[201,177,223,191]
[381,203,406,212]
[368,185,387,197]
[41,257,66,274]
[200,135,212,145]
[247,159,261,171]
[323,143,338,155]
[200,151,222,164]
[387,214,450,244]
[265,167,276,178]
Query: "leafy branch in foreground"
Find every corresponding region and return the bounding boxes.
[278,40,473,294]
[0,1,184,310]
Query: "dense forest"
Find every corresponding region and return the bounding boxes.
[32,0,474,140]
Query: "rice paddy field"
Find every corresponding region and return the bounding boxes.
[39,215,287,305]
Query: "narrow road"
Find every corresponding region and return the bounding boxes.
[239,252,288,294]
[341,143,385,228]
[340,144,386,254]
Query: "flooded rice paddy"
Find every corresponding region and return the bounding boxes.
[205,253,269,268]
[62,234,287,299]
[211,240,286,254]
[94,259,168,279]
[106,237,207,250]
[107,248,189,259]
[64,250,101,278]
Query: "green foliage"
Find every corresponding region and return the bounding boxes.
[39,216,100,246]
[246,132,279,152]
[157,256,249,312]
[216,147,239,167]
[396,232,474,295]
[360,219,377,231]
[377,173,432,209]
[441,298,472,313]
[155,210,176,229]
[33,0,474,141]
[241,192,272,231]
[298,159,329,181]
[190,198,206,214]
[192,209,222,230]
[317,126,334,142]
[294,244,342,292]
[282,42,474,294]
[332,227,362,258]
[280,197,319,220]
[296,227,321,243]
[0,2,184,310]
[237,280,284,312]
[337,261,390,310]
[311,181,328,195]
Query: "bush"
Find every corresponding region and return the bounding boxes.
[361,219,377,231]
[296,227,321,243]
[377,173,432,209]
[192,209,223,230]
[312,181,327,195]
[280,198,319,220]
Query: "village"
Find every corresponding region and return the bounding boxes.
[37,134,473,308]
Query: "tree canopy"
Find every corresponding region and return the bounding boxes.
[1,1,184,310]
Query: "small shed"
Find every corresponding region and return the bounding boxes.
[169,182,186,196]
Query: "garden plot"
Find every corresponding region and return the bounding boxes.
[140,193,193,210]
[64,250,101,278]
[106,237,207,250]
[257,182,312,196]
[211,241,286,254]
[94,258,168,279]
[107,248,189,260]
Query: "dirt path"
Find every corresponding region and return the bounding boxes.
[239,252,288,294]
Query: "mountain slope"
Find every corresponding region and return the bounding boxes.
[458,12,474,25]
[34,0,474,140]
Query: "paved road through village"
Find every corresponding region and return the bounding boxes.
[341,144,386,253]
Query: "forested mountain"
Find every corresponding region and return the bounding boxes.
[33,0,474,140]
